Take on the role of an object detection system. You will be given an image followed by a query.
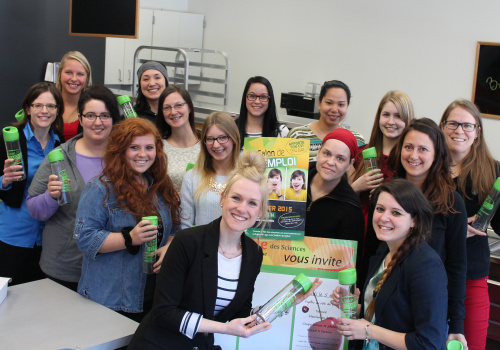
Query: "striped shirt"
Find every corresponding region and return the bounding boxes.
[214,253,242,316]
[287,124,365,162]
[178,252,242,339]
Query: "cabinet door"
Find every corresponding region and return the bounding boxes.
[151,9,180,79]
[123,8,154,85]
[104,38,125,85]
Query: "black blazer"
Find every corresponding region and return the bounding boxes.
[359,242,448,350]
[129,218,264,350]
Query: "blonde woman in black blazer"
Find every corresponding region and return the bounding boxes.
[129,152,320,350]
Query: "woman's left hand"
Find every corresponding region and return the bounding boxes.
[291,278,322,307]
[337,317,369,341]
[466,215,487,238]
[153,245,168,273]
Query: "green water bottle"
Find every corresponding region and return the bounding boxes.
[362,147,379,173]
[447,340,463,350]
[339,268,357,319]
[255,273,313,324]
[142,216,158,274]
[48,149,72,205]
[117,95,138,118]
[15,110,25,122]
[3,127,26,181]
[472,177,500,232]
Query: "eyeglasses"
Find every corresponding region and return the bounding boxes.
[31,103,58,111]
[246,94,270,102]
[81,113,112,121]
[205,135,230,145]
[163,102,186,112]
[443,120,477,132]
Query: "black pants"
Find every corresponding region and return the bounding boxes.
[0,239,44,286]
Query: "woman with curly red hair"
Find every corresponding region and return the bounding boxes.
[74,117,180,322]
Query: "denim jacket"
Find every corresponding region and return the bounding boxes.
[74,174,176,313]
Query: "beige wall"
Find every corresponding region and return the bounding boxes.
[186,0,500,158]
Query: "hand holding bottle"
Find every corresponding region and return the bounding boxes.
[47,174,63,200]
[130,219,157,246]
[2,158,24,187]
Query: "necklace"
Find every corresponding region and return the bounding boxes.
[209,176,226,195]
[218,241,242,259]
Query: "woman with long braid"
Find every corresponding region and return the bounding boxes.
[332,179,448,349]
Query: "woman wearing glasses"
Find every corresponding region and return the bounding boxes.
[287,80,365,163]
[135,61,168,123]
[440,100,499,350]
[27,85,121,291]
[388,118,468,348]
[0,82,63,285]
[157,85,200,191]
[56,51,92,141]
[179,112,240,230]
[237,76,288,146]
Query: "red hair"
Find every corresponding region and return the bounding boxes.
[101,118,180,224]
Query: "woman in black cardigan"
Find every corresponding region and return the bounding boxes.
[0,82,63,285]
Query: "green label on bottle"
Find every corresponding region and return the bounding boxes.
[340,295,357,318]
[59,169,70,193]
[7,149,22,165]
[144,238,157,263]
[482,196,494,211]
[273,291,297,316]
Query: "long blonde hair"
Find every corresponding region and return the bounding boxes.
[194,112,241,201]
[439,99,498,203]
[351,91,414,183]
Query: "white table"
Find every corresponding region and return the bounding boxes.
[0,279,139,350]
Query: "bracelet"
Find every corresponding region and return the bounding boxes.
[121,226,140,255]
[365,324,371,344]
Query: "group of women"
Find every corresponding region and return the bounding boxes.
[0,49,497,350]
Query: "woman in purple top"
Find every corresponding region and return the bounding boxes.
[27,85,121,291]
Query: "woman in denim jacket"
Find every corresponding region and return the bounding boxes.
[74,118,181,322]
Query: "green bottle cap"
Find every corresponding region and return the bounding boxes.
[493,177,500,191]
[446,340,463,350]
[15,110,25,122]
[3,126,20,142]
[339,268,357,285]
[142,216,158,226]
[117,95,132,106]
[362,147,377,159]
[293,273,313,292]
[48,149,64,163]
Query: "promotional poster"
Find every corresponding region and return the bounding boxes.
[214,236,357,350]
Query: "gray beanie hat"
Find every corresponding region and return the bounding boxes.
[137,61,169,83]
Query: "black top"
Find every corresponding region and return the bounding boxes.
[454,170,500,280]
[135,103,157,124]
[428,191,467,335]
[306,165,365,277]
